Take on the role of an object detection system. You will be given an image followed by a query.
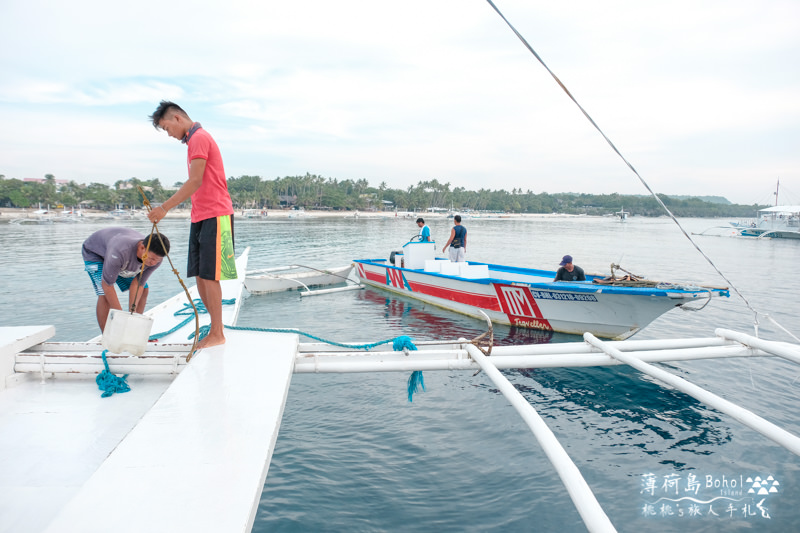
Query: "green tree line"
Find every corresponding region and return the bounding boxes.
[0,173,764,217]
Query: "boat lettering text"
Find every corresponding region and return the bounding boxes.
[529,290,598,302]
[511,318,553,330]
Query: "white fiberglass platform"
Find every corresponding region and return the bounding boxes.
[0,327,175,533]
[0,327,298,533]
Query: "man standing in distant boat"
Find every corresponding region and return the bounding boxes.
[416,217,431,242]
[147,101,236,349]
[442,215,467,262]
[82,227,170,332]
[554,255,586,282]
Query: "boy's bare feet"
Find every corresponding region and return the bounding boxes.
[197,334,226,349]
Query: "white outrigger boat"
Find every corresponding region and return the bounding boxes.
[732,205,800,239]
[353,241,729,340]
[2,5,797,532]
[244,264,356,295]
[3,283,800,532]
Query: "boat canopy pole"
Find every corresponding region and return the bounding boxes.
[463,342,617,533]
[583,333,800,456]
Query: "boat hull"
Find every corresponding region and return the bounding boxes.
[353,259,728,340]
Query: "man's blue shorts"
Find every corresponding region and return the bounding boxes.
[84,261,147,296]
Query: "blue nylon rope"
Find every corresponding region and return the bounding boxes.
[96,349,130,398]
[225,324,400,351]
[144,297,425,400]
[393,336,425,402]
[149,298,237,341]
[226,326,425,401]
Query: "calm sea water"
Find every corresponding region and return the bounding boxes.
[1,215,799,532]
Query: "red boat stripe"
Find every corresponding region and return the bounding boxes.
[407,281,501,311]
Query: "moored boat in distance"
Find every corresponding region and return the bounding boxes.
[241,208,269,219]
[728,180,800,239]
[354,241,729,340]
[731,205,800,239]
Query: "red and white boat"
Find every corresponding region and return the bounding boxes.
[353,242,729,340]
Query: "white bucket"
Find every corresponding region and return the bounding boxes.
[102,309,154,356]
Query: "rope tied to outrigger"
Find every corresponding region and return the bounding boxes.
[96,349,130,398]
[393,336,425,402]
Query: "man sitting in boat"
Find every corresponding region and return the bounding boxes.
[442,215,467,262]
[416,217,431,242]
[82,227,170,332]
[554,255,585,282]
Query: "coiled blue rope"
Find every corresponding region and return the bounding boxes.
[96,349,130,398]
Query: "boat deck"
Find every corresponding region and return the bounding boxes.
[0,327,297,533]
[4,322,800,532]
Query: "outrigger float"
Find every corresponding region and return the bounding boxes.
[353,241,729,340]
[1,245,798,532]
[244,264,358,296]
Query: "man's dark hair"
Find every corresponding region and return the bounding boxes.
[416,217,424,224]
[454,215,462,223]
[149,101,188,129]
[143,233,170,257]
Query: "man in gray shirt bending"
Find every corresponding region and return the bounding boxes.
[82,227,170,332]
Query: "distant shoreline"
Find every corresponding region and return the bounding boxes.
[0,207,600,221]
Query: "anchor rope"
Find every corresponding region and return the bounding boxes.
[137,185,200,362]
[485,0,798,343]
[137,185,202,360]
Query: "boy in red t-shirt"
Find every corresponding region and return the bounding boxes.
[148,101,236,349]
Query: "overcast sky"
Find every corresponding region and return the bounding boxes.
[1,0,798,205]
